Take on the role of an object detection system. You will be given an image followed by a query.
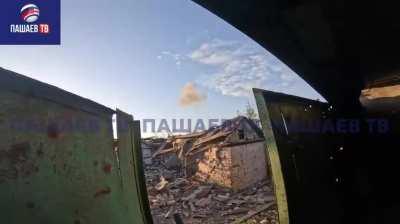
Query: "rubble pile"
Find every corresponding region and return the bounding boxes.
[152,116,269,192]
[145,159,278,224]
[144,117,278,223]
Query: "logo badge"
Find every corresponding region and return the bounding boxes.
[1,1,60,45]
[21,4,40,23]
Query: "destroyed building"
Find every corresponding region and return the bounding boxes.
[141,138,166,166]
[153,116,268,191]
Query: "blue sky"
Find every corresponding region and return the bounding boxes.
[0,0,324,136]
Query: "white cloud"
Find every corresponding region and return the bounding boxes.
[189,39,301,97]
[158,51,184,67]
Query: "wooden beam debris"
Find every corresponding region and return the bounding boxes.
[231,202,276,224]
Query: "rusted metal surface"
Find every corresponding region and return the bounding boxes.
[0,69,151,224]
[254,88,344,224]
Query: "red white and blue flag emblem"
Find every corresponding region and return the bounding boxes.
[1,0,60,44]
[20,4,40,23]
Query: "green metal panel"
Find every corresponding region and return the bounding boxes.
[254,88,344,224]
[132,120,154,224]
[0,91,125,224]
[115,110,147,224]
[0,70,151,224]
[254,89,290,224]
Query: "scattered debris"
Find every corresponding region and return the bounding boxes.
[144,153,278,224]
[143,117,278,223]
[231,202,276,224]
[155,176,169,191]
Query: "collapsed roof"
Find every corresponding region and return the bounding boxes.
[153,116,265,158]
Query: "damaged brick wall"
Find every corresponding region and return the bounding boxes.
[197,146,233,188]
[230,141,267,190]
[195,142,267,191]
